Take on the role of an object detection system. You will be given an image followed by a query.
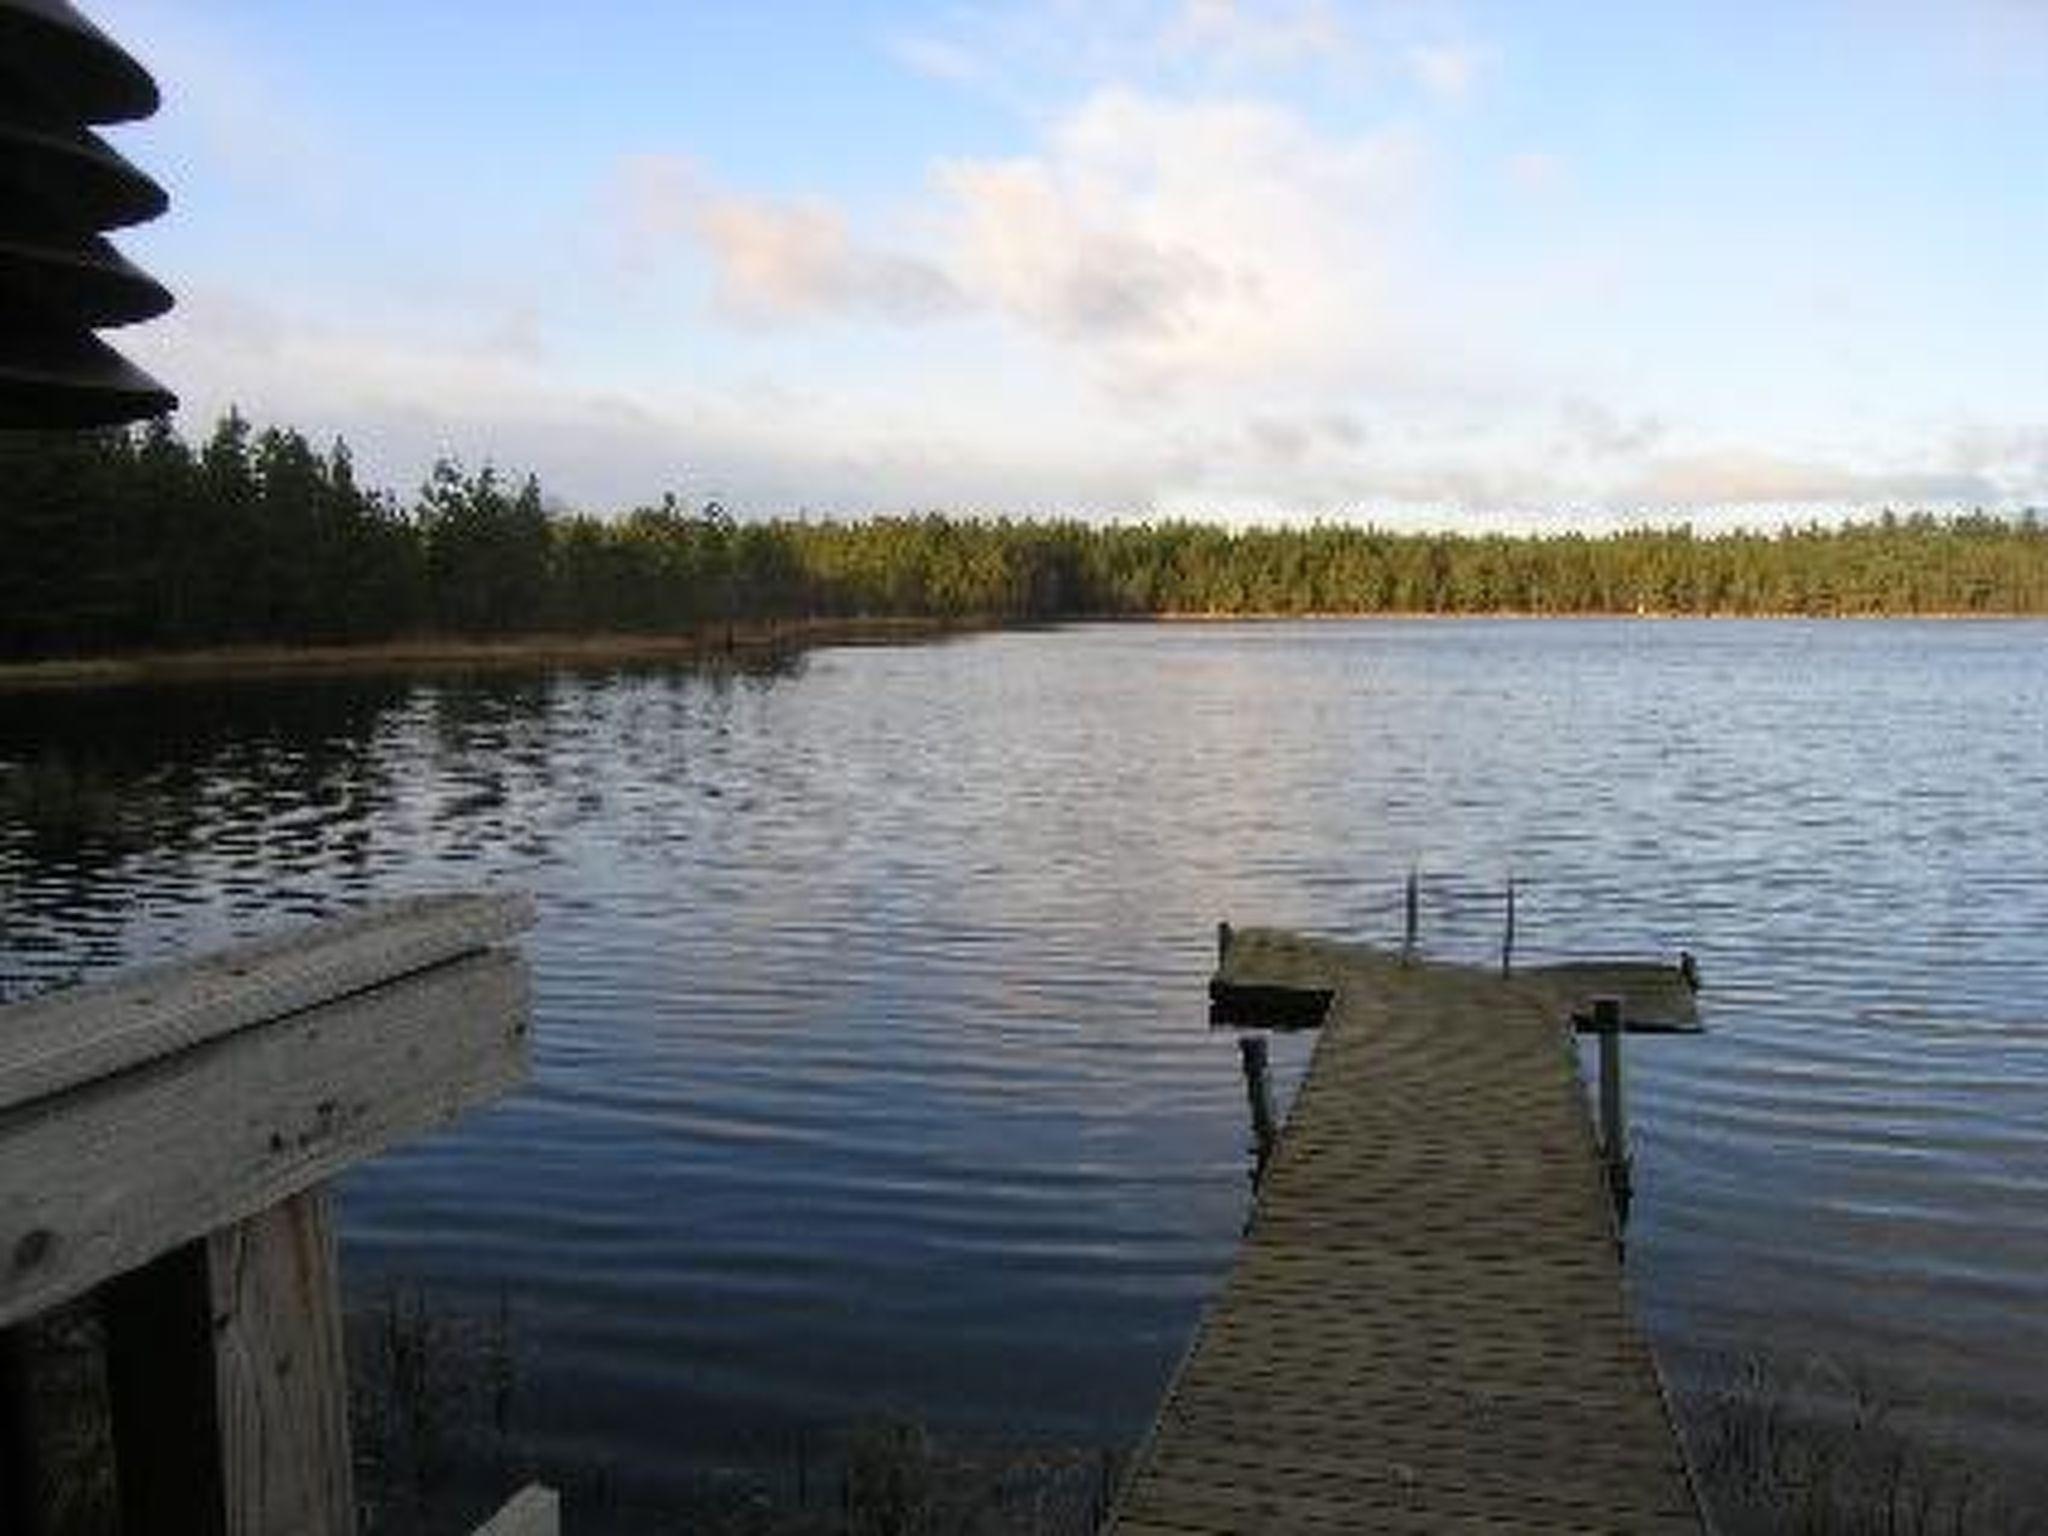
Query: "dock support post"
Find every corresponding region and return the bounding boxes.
[1501,878,1516,978]
[1402,869,1419,966]
[104,1187,354,1536]
[1593,996,1631,1222]
[0,1326,55,1536]
[1238,1035,1277,1185]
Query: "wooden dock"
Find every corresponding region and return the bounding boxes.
[0,895,557,1536]
[1108,928,1706,1535]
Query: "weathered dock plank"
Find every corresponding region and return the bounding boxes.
[0,948,529,1328]
[1109,928,1704,1534]
[0,891,533,1113]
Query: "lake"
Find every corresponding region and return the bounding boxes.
[3,619,2045,1531]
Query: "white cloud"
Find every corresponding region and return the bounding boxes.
[122,283,1172,515]
[585,77,2048,521]
[1944,421,2048,498]
[1619,450,2000,509]
[1559,397,1665,458]
[937,89,1421,389]
[1163,0,1352,69]
[605,155,963,322]
[608,152,698,270]
[637,86,1421,398]
[133,284,578,432]
[878,0,1373,99]
[938,156,1231,341]
[1405,42,1484,102]
[693,194,965,324]
[886,34,986,84]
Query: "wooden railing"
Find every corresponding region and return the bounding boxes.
[0,894,557,1535]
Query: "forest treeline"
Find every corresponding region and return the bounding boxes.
[5,412,2048,658]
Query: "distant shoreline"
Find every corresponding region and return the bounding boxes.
[0,616,987,693]
[2,609,2039,692]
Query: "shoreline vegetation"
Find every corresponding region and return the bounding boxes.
[0,617,981,692]
[6,411,2048,680]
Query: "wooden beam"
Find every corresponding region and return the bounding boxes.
[1519,959,1699,1030]
[1209,980,1334,1030]
[1212,930,1704,1035]
[1571,1014,1704,1036]
[0,892,532,1113]
[0,949,529,1327]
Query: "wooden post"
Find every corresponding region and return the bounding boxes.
[1238,1034,1277,1185]
[104,1188,354,1536]
[104,1237,230,1533]
[1593,995,1631,1219]
[211,1191,354,1535]
[0,1327,54,1536]
[1501,877,1517,978]
[1402,869,1419,966]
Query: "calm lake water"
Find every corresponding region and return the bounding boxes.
[3,620,2046,1529]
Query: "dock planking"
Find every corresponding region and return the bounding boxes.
[1109,928,1705,1534]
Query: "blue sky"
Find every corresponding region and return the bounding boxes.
[98,0,2048,525]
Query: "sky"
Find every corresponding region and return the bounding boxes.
[94,0,2048,527]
